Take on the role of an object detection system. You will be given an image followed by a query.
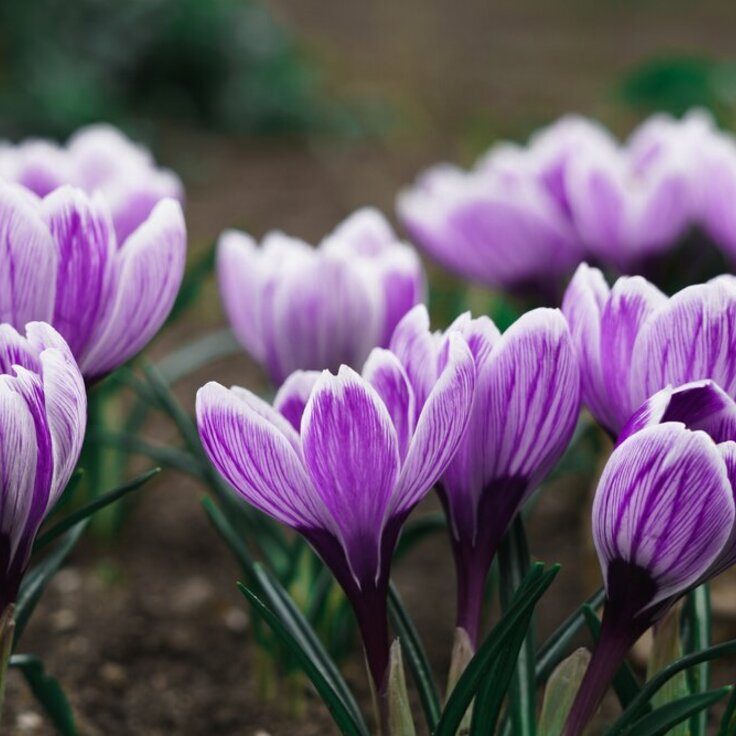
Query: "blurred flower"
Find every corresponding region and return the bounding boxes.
[0,322,86,612]
[196,333,474,698]
[562,263,736,436]
[389,305,580,646]
[399,110,735,292]
[565,416,736,735]
[0,124,184,243]
[218,208,425,386]
[0,182,186,381]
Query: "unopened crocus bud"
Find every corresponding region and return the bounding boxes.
[218,208,425,386]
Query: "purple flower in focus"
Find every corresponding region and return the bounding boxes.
[0,124,184,244]
[0,182,186,382]
[565,387,736,735]
[562,263,736,436]
[196,333,474,700]
[217,208,425,386]
[0,322,86,612]
[388,305,580,646]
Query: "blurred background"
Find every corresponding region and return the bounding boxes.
[4,1,736,733]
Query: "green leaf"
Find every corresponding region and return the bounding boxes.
[622,687,730,736]
[717,684,736,735]
[9,654,77,735]
[686,584,711,736]
[156,328,242,386]
[535,587,605,684]
[497,516,536,736]
[646,603,689,736]
[605,639,736,736]
[581,604,641,708]
[388,582,441,731]
[433,563,559,736]
[538,648,591,736]
[34,467,160,551]
[14,521,88,645]
[238,585,367,736]
[387,639,416,736]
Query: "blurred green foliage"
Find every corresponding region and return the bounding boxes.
[0,0,340,137]
[619,55,736,123]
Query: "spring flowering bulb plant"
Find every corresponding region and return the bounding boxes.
[217,207,425,386]
[564,381,736,736]
[388,305,580,650]
[397,110,732,294]
[0,124,184,243]
[0,181,186,382]
[196,333,474,719]
[562,262,736,437]
[0,322,86,611]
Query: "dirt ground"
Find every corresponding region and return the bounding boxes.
[6,0,736,733]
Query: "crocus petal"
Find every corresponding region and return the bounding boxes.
[599,276,667,431]
[196,382,326,530]
[562,263,615,432]
[392,332,475,516]
[274,371,321,432]
[301,367,400,584]
[389,305,441,413]
[476,308,580,491]
[80,198,186,378]
[619,381,736,446]
[708,442,736,576]
[633,277,736,408]
[41,187,114,357]
[217,230,267,363]
[0,324,41,375]
[362,348,415,461]
[0,184,57,328]
[325,207,396,257]
[593,423,734,610]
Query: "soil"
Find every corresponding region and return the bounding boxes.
[6,0,736,733]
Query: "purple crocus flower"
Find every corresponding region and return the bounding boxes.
[565,383,736,735]
[562,263,736,437]
[0,181,186,382]
[217,208,425,386]
[389,305,580,646]
[0,322,86,613]
[196,333,474,710]
[0,124,184,244]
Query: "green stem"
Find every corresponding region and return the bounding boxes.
[0,605,16,730]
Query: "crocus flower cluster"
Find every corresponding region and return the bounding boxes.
[389,305,580,647]
[196,330,474,705]
[0,323,86,612]
[563,262,736,437]
[0,124,184,244]
[218,208,425,386]
[565,381,736,735]
[398,110,736,293]
[0,181,186,382]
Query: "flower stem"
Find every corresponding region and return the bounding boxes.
[0,605,16,731]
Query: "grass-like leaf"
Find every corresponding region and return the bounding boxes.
[10,654,77,735]
[686,584,711,736]
[388,582,441,731]
[434,563,559,736]
[239,585,368,736]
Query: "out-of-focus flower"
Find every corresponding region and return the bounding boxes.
[0,182,186,382]
[562,263,736,436]
[196,333,475,700]
[389,305,579,647]
[565,415,736,735]
[0,322,86,612]
[399,110,735,292]
[0,124,184,243]
[218,208,425,386]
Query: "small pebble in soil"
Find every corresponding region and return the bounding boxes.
[223,606,249,633]
[253,730,273,736]
[16,711,43,732]
[50,608,78,632]
[100,662,128,689]
[173,576,214,614]
[52,568,83,595]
